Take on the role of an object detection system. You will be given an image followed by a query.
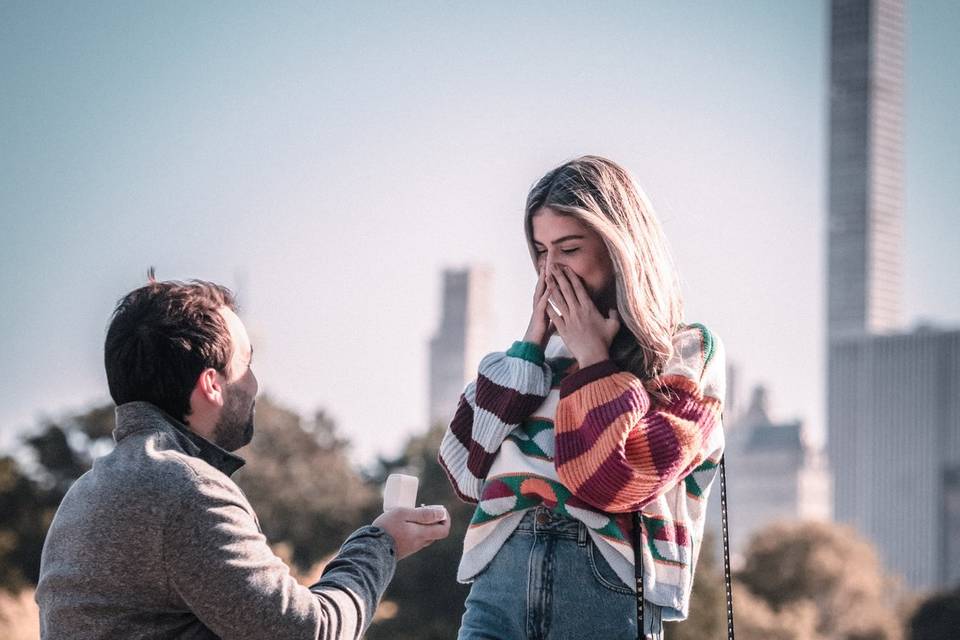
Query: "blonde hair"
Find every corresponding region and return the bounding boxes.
[524,155,684,399]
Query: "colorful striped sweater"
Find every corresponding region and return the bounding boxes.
[438,323,725,621]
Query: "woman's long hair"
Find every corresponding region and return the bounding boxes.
[524,155,684,402]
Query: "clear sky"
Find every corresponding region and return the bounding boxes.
[1,1,957,464]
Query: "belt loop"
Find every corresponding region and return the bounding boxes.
[578,521,588,547]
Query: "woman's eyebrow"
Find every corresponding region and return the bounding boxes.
[533,234,586,246]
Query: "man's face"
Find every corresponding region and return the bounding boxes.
[212,307,258,451]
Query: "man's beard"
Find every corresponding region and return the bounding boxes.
[213,382,255,452]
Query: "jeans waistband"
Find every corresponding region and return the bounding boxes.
[515,507,589,543]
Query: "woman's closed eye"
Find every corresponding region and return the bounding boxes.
[533,245,579,256]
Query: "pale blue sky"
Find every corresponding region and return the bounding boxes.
[1,1,957,463]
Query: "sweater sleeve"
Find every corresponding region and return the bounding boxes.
[438,341,553,503]
[553,324,726,513]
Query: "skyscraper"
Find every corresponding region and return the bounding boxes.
[826,0,960,589]
[427,267,493,427]
[827,0,904,341]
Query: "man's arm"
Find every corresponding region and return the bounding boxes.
[164,471,396,640]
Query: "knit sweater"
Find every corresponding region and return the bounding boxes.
[438,323,725,621]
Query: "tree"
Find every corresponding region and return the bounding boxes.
[22,405,116,493]
[0,404,116,593]
[730,582,824,640]
[737,520,906,640]
[907,588,960,640]
[0,456,56,591]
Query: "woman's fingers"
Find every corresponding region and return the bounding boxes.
[550,266,580,313]
[545,276,569,316]
[534,265,546,301]
[534,289,552,318]
[561,265,592,307]
[545,299,565,331]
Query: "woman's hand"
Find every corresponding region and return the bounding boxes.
[545,264,620,367]
[522,266,555,349]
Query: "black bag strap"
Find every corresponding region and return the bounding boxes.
[632,510,645,637]
[719,455,736,640]
[633,455,735,639]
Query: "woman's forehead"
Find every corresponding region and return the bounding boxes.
[531,208,592,242]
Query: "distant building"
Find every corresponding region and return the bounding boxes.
[829,327,960,588]
[427,267,493,427]
[724,361,740,427]
[722,386,831,562]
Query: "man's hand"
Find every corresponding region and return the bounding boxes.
[372,506,451,560]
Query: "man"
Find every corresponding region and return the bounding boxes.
[36,275,450,639]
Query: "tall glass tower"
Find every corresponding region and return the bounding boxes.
[827,0,904,341]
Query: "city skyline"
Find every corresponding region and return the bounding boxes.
[1,2,958,464]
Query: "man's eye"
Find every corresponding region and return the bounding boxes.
[561,248,579,255]
[534,248,546,255]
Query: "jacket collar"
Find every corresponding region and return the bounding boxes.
[113,401,246,476]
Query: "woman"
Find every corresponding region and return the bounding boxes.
[438,156,726,640]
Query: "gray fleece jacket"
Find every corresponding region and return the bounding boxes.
[36,401,396,640]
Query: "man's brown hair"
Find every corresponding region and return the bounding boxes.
[104,269,237,422]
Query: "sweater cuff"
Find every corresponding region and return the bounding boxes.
[343,525,397,558]
[560,359,621,398]
[506,341,545,366]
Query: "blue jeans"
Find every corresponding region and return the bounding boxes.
[458,507,664,640]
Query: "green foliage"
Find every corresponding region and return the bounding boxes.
[0,456,57,591]
[0,405,116,592]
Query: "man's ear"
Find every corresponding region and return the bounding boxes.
[195,368,225,407]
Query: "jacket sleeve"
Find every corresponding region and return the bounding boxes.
[437,341,552,503]
[164,470,396,640]
[553,324,726,513]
